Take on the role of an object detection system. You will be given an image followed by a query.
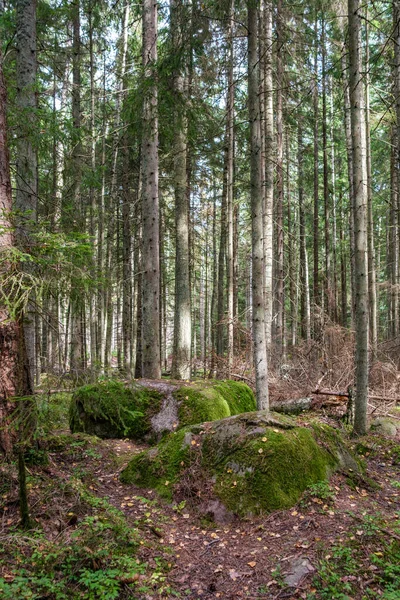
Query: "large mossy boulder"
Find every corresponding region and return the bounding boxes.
[69,380,163,439]
[70,379,256,441]
[120,411,360,516]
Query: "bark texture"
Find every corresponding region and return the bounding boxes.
[141,0,161,378]
[348,0,369,436]
[248,0,269,411]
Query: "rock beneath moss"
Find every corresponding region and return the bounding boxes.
[370,417,398,438]
[69,380,163,440]
[120,411,360,516]
[70,379,257,441]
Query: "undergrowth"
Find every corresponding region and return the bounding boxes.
[309,512,400,599]
[0,428,176,600]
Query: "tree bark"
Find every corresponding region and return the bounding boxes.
[15,0,37,388]
[261,0,273,350]
[171,0,191,380]
[0,49,34,456]
[248,0,269,411]
[348,0,369,436]
[141,0,161,378]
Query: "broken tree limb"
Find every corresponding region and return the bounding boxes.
[312,389,399,403]
[271,397,314,414]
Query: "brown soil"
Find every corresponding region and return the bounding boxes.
[1,414,399,599]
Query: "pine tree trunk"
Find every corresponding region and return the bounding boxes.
[171,0,191,380]
[313,15,319,317]
[365,14,378,356]
[141,0,160,379]
[0,52,34,456]
[15,0,37,389]
[348,0,369,436]
[298,122,311,342]
[248,0,269,411]
[274,0,284,351]
[226,1,235,372]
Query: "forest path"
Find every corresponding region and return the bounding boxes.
[90,430,400,600]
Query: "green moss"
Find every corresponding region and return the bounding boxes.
[121,413,356,516]
[214,381,256,414]
[213,427,336,515]
[175,380,256,427]
[120,428,194,499]
[175,385,231,426]
[69,380,162,440]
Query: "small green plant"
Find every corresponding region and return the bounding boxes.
[0,480,174,600]
[300,481,336,506]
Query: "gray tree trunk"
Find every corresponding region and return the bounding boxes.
[171,0,191,380]
[248,0,269,411]
[261,0,273,349]
[141,0,160,378]
[348,0,369,436]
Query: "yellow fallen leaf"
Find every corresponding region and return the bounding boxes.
[262,437,267,442]
[258,448,263,454]
[248,561,257,568]
[291,511,298,516]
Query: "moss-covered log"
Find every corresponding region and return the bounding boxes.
[120,411,360,516]
[69,379,256,441]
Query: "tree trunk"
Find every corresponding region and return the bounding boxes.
[248,0,269,411]
[348,0,369,436]
[15,0,37,389]
[313,14,319,317]
[365,14,377,356]
[0,50,34,456]
[141,0,160,378]
[226,0,235,372]
[274,0,284,351]
[298,122,311,342]
[171,0,191,380]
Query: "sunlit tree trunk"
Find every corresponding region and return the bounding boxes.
[248,0,269,410]
[348,0,369,436]
[171,0,191,380]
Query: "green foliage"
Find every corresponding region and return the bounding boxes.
[300,481,336,506]
[0,480,172,600]
[310,513,400,599]
[37,392,72,434]
[69,380,162,440]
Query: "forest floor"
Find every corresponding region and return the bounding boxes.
[0,401,400,599]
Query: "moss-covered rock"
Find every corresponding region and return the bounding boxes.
[70,379,257,441]
[370,417,398,438]
[175,380,256,427]
[120,411,360,516]
[69,380,162,440]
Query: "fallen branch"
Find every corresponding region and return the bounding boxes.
[312,389,398,403]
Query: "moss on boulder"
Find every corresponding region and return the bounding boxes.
[70,379,257,441]
[175,380,256,427]
[69,380,162,440]
[120,411,360,516]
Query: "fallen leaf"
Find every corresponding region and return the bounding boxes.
[248,561,256,568]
